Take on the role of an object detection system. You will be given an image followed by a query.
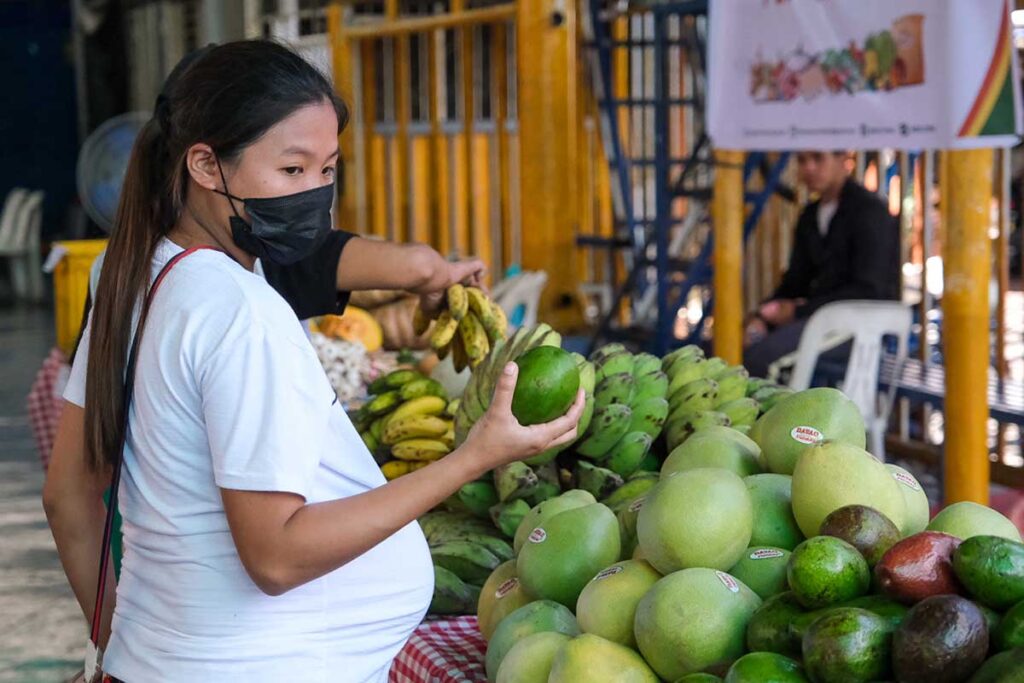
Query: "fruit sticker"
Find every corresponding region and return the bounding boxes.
[715,571,740,594]
[750,548,786,560]
[791,426,823,445]
[892,470,921,491]
[495,578,519,599]
[628,497,646,513]
[528,528,547,544]
[594,566,624,581]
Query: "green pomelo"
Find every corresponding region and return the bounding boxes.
[548,633,659,683]
[576,560,661,648]
[886,464,931,536]
[634,568,762,681]
[514,489,596,555]
[757,387,866,475]
[478,560,535,641]
[511,346,580,425]
[790,440,906,538]
[495,631,571,683]
[661,427,763,479]
[485,600,579,682]
[744,473,804,551]
[927,501,1022,542]
[724,652,808,682]
[787,536,870,609]
[517,503,621,609]
[747,414,769,469]
[819,504,901,566]
[728,547,792,600]
[637,468,753,574]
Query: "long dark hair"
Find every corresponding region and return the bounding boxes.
[85,40,348,471]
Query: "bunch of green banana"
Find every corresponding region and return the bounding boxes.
[419,510,514,616]
[420,284,508,372]
[747,377,795,414]
[662,346,737,451]
[353,368,460,479]
[573,345,669,479]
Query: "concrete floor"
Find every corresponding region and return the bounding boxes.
[0,307,83,682]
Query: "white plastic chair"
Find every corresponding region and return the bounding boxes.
[787,300,912,461]
[491,271,548,331]
[0,188,44,302]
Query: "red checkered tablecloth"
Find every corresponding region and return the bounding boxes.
[27,347,69,470]
[390,617,487,683]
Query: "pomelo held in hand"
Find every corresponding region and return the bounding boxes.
[511,346,580,425]
[790,440,906,538]
[634,568,762,681]
[637,468,753,574]
[548,634,659,683]
[755,387,865,475]
[575,560,661,648]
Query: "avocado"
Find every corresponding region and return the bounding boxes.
[995,600,1024,652]
[511,346,580,425]
[789,595,908,643]
[788,536,870,609]
[802,607,892,682]
[967,647,1024,682]
[876,531,963,604]
[747,591,805,658]
[953,535,1024,610]
[724,652,807,682]
[674,675,723,683]
[819,504,901,566]
[892,595,989,683]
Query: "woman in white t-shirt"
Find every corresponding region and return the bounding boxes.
[43,41,583,683]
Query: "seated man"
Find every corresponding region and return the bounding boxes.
[744,150,900,379]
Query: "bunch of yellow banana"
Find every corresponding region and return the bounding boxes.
[417,285,508,372]
[352,368,460,479]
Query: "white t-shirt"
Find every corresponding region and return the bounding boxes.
[65,239,433,682]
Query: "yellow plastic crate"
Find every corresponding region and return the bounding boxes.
[52,239,107,355]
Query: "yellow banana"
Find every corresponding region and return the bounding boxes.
[412,307,430,336]
[382,414,452,446]
[459,313,489,363]
[387,395,448,425]
[381,460,413,480]
[490,302,509,339]
[441,427,455,449]
[447,284,468,321]
[430,311,459,350]
[392,438,451,462]
[466,287,492,318]
[451,334,469,373]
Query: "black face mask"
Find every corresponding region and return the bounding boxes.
[215,162,335,266]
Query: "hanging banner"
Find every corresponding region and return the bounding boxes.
[707,0,1023,150]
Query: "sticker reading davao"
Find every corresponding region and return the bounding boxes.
[790,425,824,445]
[716,571,740,593]
[628,497,646,513]
[528,528,547,544]
[495,578,519,599]
[595,566,624,581]
[892,470,921,491]
[750,548,786,560]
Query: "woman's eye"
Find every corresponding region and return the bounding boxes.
[283,166,303,176]
[323,167,336,178]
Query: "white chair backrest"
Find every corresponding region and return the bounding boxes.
[0,188,28,248]
[492,271,549,330]
[788,300,912,422]
[13,190,44,249]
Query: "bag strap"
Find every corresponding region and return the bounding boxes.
[89,246,219,649]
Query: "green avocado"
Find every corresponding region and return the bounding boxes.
[511,346,580,425]
[968,647,1024,682]
[996,600,1024,652]
[746,591,805,658]
[802,608,893,682]
[953,535,1024,610]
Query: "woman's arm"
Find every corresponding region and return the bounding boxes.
[222,363,584,596]
[334,238,485,297]
[42,403,116,647]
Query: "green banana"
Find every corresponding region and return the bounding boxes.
[632,369,669,403]
[461,374,487,423]
[399,377,448,401]
[493,461,540,502]
[590,342,627,365]
[603,474,659,509]
[665,410,731,451]
[445,398,461,417]
[368,368,422,395]
[574,395,596,441]
[453,407,473,447]
[430,564,481,615]
[717,397,761,427]
[746,377,773,397]
[491,499,531,538]
[575,403,632,458]
[666,356,709,395]
[669,377,719,415]
[595,350,635,384]
[637,452,661,473]
[713,366,750,405]
[455,480,500,519]
[733,424,752,435]
[364,390,403,417]
[576,360,597,396]
[525,480,562,508]
[661,344,704,370]
[627,396,670,439]
[361,430,379,453]
[539,329,562,348]
[594,372,636,410]
[702,356,729,379]
[369,416,388,442]
[574,460,625,500]
[753,386,795,413]
[604,431,653,478]
[419,510,502,545]
[632,353,662,377]
[430,540,502,584]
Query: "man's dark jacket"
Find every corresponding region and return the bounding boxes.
[772,178,900,319]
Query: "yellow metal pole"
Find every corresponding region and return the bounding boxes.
[943,148,993,505]
[516,0,578,329]
[712,149,745,364]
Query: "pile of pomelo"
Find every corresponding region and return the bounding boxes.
[477,382,1024,682]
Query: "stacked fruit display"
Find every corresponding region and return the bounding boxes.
[420,284,508,372]
[352,368,459,480]
[477,382,1024,682]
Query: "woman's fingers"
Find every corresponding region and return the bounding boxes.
[526,389,585,445]
[489,363,518,415]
